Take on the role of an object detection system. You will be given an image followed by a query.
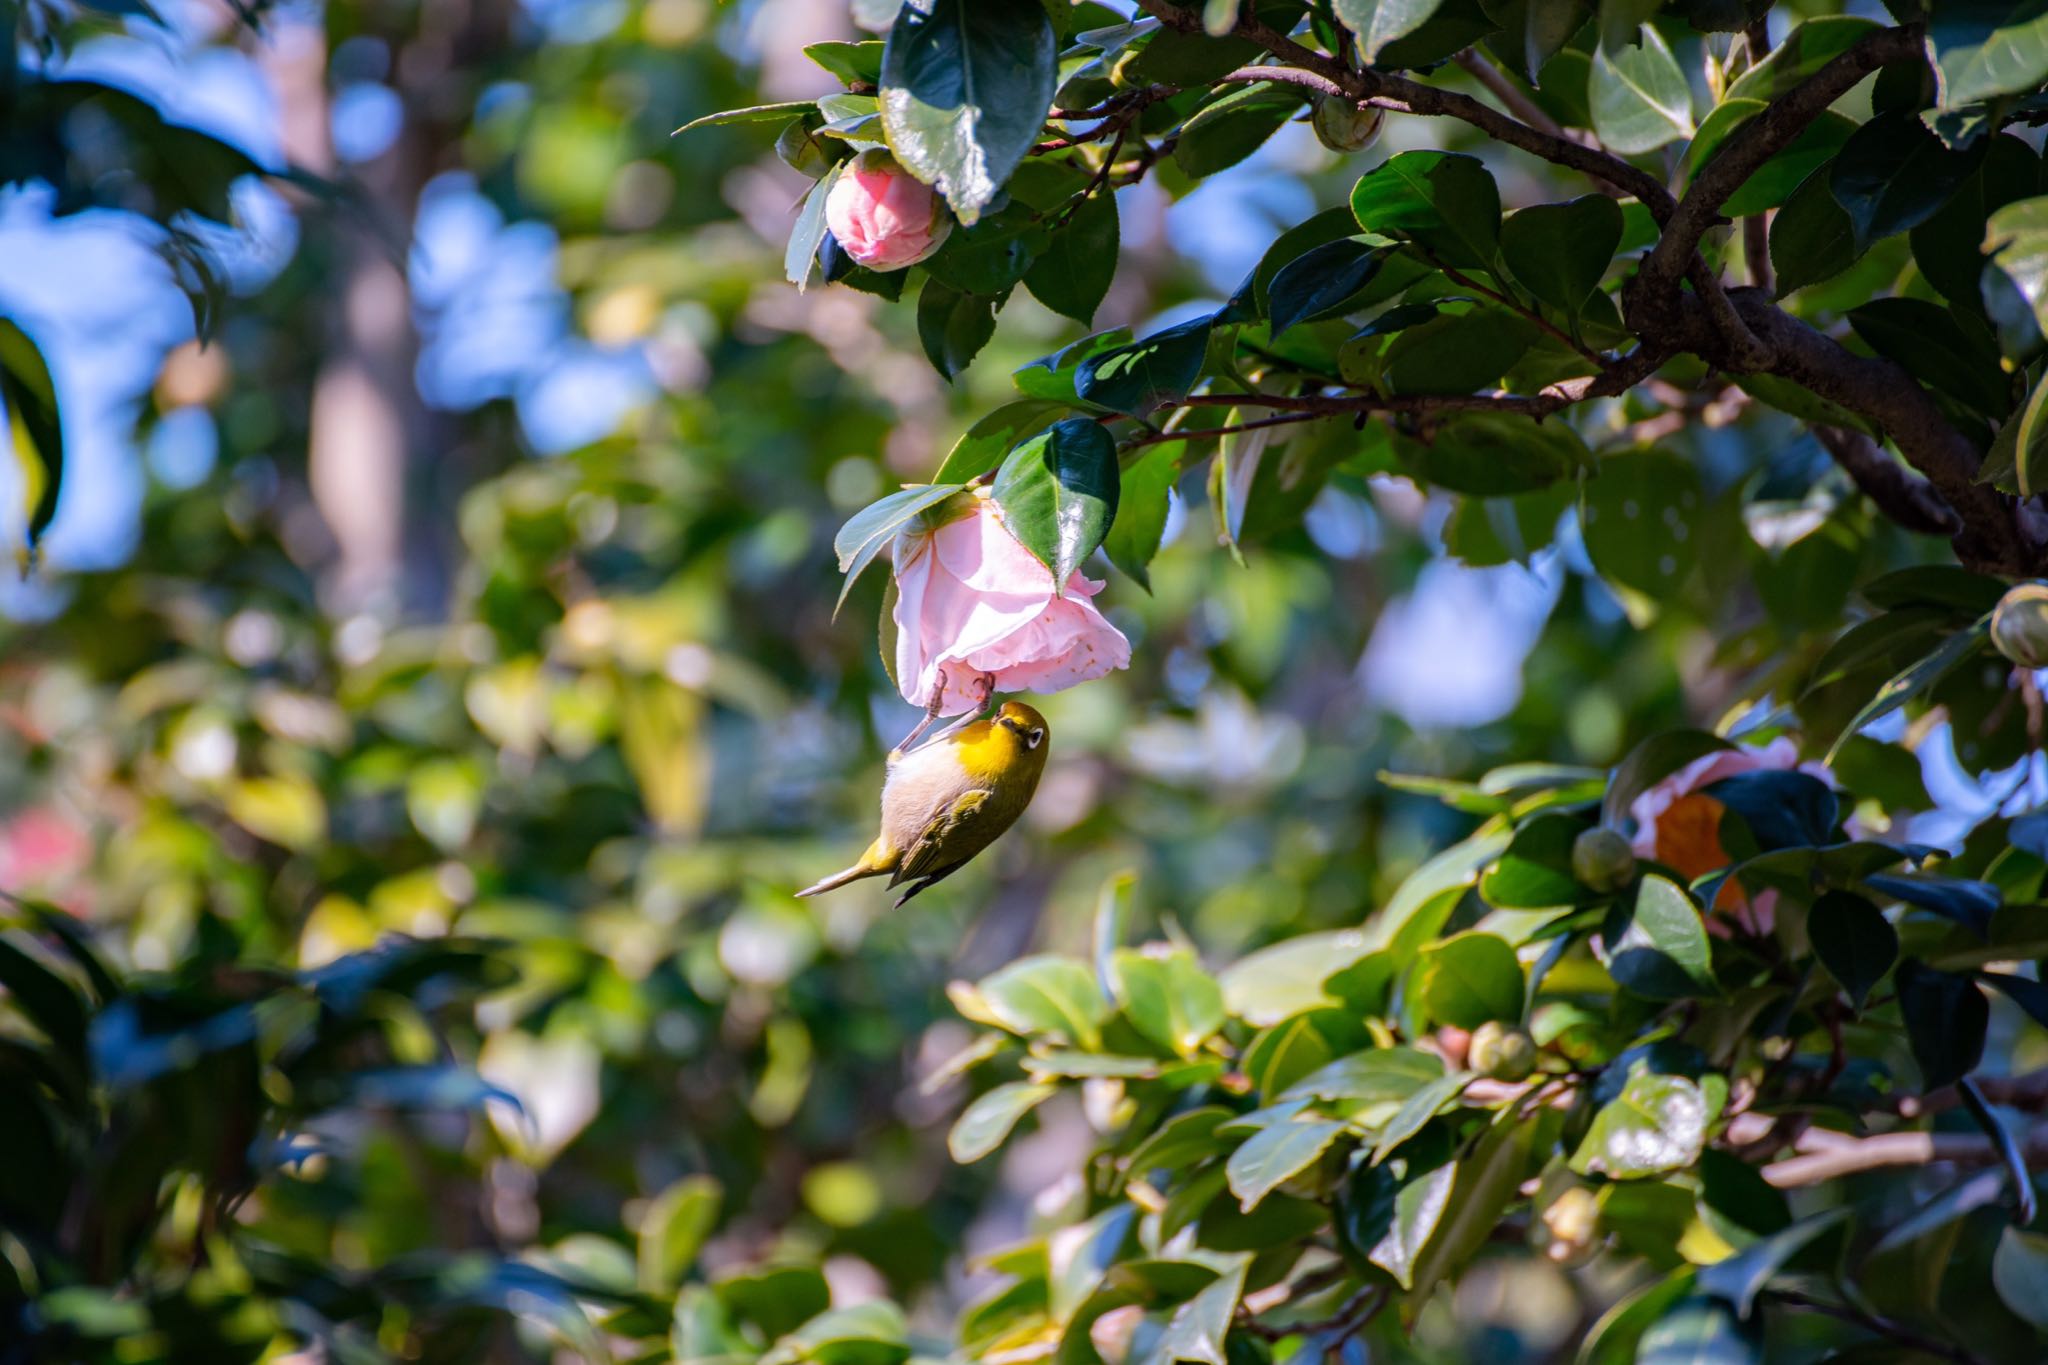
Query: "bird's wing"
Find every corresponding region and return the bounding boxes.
[888,788,993,887]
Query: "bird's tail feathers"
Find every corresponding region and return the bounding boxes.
[796,842,892,897]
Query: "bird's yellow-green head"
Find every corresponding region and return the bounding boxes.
[952,700,1050,784]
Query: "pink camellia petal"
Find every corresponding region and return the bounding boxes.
[892,494,1130,715]
[823,150,952,273]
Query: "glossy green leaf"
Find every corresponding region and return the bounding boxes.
[916,279,999,380]
[933,399,1068,484]
[1500,195,1622,317]
[1825,615,1991,763]
[1110,947,1225,1058]
[677,100,819,132]
[1172,82,1305,178]
[1806,891,1895,1009]
[1571,1067,1713,1178]
[1696,1208,1847,1318]
[803,40,886,84]
[1724,15,1878,101]
[1282,1046,1443,1102]
[1103,441,1177,591]
[1148,1254,1246,1365]
[1601,875,1716,1000]
[639,1174,722,1294]
[1349,151,1502,269]
[1993,1225,2048,1329]
[1895,960,1988,1090]
[1339,1157,1454,1288]
[1388,407,1582,493]
[975,955,1110,1048]
[1482,812,1591,908]
[1770,165,1861,295]
[1225,1116,1348,1211]
[762,1301,909,1365]
[1829,111,1981,253]
[877,0,1056,225]
[1417,932,1523,1028]
[1266,239,1386,336]
[949,1081,1057,1162]
[991,417,1120,585]
[786,162,841,290]
[0,319,61,564]
[1581,447,1702,600]
[1025,194,1118,325]
[1589,26,1693,155]
[1401,1115,1537,1305]
[1931,2,2048,109]
[832,483,967,612]
[1076,314,1215,416]
[1333,0,1448,62]
[1634,1296,1761,1365]
[1371,1070,1471,1162]
[1846,296,2012,420]
[1983,193,2048,357]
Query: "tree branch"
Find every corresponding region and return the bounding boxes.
[1760,1121,2048,1188]
[1813,426,1962,537]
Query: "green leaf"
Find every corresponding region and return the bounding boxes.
[975,955,1111,1048]
[917,279,999,380]
[934,399,1069,484]
[1806,890,1896,1009]
[1724,15,1879,101]
[639,1175,721,1294]
[832,483,967,612]
[1500,195,1622,317]
[1388,407,1581,493]
[677,100,819,132]
[1148,1254,1246,1365]
[804,39,886,84]
[1931,1,2048,109]
[1417,932,1523,1028]
[0,319,63,562]
[1983,193,2048,357]
[763,1302,910,1365]
[1371,1070,1472,1162]
[1126,1107,1235,1177]
[1695,1208,1848,1318]
[786,163,842,290]
[1634,1296,1761,1365]
[1401,1114,1537,1305]
[1915,134,2041,320]
[1025,194,1119,325]
[1104,441,1177,591]
[878,0,1057,225]
[1218,931,1373,1026]
[991,417,1120,584]
[1015,327,1132,403]
[1688,102,1857,218]
[1895,960,1988,1090]
[1829,111,1981,254]
[1350,151,1503,269]
[1282,1046,1443,1102]
[1225,1116,1348,1211]
[1577,1275,1697,1365]
[1482,812,1591,908]
[1992,1225,2048,1329]
[1601,875,1716,1001]
[1580,447,1702,600]
[1111,947,1225,1058]
[716,1265,832,1339]
[1172,82,1305,178]
[1770,164,1861,295]
[1846,297,2012,419]
[1825,614,1991,763]
[1334,0,1448,62]
[949,1081,1057,1162]
[1076,314,1216,416]
[923,204,1041,294]
[1266,239,1386,336]
[1252,206,1364,315]
[1245,1015,1334,1097]
[1571,1067,1713,1178]
[1382,307,1539,398]
[1589,25,1694,155]
[1338,1157,1455,1288]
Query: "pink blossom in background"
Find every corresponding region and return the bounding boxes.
[823,150,952,272]
[0,806,91,895]
[1628,736,1836,936]
[893,493,1130,716]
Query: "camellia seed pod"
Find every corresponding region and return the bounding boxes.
[1312,94,1385,153]
[1991,581,2048,669]
[1468,1019,1537,1082]
[1571,826,1638,895]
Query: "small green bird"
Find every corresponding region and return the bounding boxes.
[797,701,1049,906]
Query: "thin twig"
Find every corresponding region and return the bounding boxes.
[1760,1122,2048,1188]
[1766,1290,1991,1365]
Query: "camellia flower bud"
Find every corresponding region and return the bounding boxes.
[1541,1186,1601,1266]
[1992,581,2048,669]
[1467,1020,1537,1082]
[1572,826,1637,895]
[1312,95,1385,153]
[823,149,952,272]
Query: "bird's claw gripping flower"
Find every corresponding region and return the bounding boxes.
[892,488,1131,717]
[823,149,953,272]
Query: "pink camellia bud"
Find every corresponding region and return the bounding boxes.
[823,149,953,272]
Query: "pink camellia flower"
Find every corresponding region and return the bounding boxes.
[0,805,91,893]
[824,149,952,272]
[894,491,1130,716]
[1628,736,1836,936]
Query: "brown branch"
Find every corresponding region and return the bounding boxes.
[1891,1068,2048,1118]
[1640,26,1921,301]
[1814,426,1962,537]
[1766,1291,1992,1365]
[1760,1122,2048,1188]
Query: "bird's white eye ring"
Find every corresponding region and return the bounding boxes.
[1027,727,1044,748]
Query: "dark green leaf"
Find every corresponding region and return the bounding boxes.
[1334,0,1449,62]
[1172,82,1306,178]
[1635,1296,1762,1365]
[803,40,887,85]
[878,0,1057,225]
[1725,15,1879,101]
[1895,960,1988,1089]
[1771,164,1861,295]
[1589,25,1694,155]
[1992,1226,2048,1329]
[934,399,1067,484]
[1601,874,1717,1001]
[916,280,1000,380]
[1847,297,2012,419]
[1371,1070,1471,1162]
[1696,1209,1848,1317]
[1866,872,1999,936]
[1482,812,1592,908]
[1349,151,1502,269]
[1282,1046,1444,1102]
[1382,308,1538,397]
[1571,1067,1714,1178]
[1266,239,1386,336]
[991,417,1120,583]
[0,319,62,560]
[1829,111,1981,253]
[1500,194,1622,316]
[1076,314,1216,416]
[1025,194,1118,325]
[1417,932,1523,1028]
[1704,770,1839,851]
[1930,2,2048,109]
[1336,1156,1454,1288]
[1390,408,1583,495]
[1103,440,1177,590]
[1580,447,1703,600]
[1826,615,1992,763]
[1807,891,1896,1009]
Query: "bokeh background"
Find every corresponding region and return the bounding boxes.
[3,0,2041,1359]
